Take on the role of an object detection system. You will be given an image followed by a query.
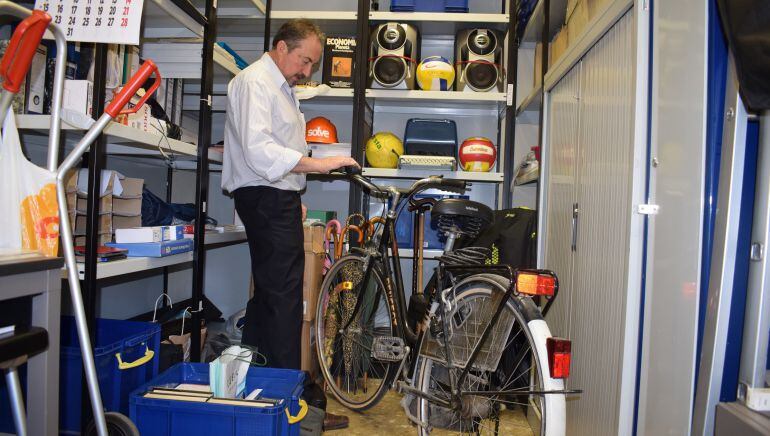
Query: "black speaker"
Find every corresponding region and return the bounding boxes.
[455,28,505,92]
[369,23,420,89]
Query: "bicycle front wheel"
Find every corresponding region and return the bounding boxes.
[414,273,566,436]
[315,255,398,411]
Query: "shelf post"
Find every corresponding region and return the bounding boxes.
[503,0,519,209]
[262,0,272,53]
[80,42,109,433]
[190,0,218,361]
[350,0,373,215]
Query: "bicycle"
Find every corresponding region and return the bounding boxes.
[315,168,579,435]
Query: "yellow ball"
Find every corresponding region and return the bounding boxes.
[365,132,404,168]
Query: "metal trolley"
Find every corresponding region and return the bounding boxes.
[0,3,161,434]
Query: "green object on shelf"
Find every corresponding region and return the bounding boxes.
[306,210,337,224]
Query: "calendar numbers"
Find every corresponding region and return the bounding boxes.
[34,0,143,44]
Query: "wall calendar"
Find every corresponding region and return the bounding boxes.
[34,0,145,45]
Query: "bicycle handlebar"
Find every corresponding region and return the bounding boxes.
[0,10,51,94]
[105,60,161,118]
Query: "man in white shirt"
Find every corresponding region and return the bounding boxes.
[222,19,358,413]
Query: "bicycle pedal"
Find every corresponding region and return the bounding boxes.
[371,336,406,362]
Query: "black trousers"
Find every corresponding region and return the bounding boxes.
[233,186,304,369]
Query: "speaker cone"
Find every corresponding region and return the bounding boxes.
[466,62,498,91]
[373,56,407,87]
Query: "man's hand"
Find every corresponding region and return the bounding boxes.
[301,203,307,221]
[317,156,360,173]
[291,156,361,174]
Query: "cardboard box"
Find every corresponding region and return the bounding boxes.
[74,213,113,235]
[303,252,325,322]
[113,197,142,216]
[534,42,544,88]
[68,192,113,214]
[119,177,144,197]
[306,210,337,224]
[115,226,185,244]
[113,215,142,229]
[566,0,580,20]
[566,0,590,46]
[587,0,612,18]
[303,225,325,254]
[549,27,569,68]
[322,36,356,88]
[301,320,320,381]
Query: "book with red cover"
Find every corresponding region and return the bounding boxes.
[74,245,128,263]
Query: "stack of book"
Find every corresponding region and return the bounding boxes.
[74,246,128,263]
[106,226,193,257]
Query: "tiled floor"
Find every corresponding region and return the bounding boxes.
[324,390,535,435]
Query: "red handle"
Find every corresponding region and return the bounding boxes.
[0,10,51,94]
[105,60,161,118]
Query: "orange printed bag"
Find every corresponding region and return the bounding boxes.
[0,109,59,256]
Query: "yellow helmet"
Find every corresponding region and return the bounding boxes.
[365,132,404,168]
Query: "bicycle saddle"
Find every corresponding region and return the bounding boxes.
[431,199,493,238]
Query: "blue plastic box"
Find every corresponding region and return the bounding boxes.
[395,194,468,249]
[390,0,469,13]
[60,317,161,434]
[130,363,306,436]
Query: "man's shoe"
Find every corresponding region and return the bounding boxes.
[322,412,349,431]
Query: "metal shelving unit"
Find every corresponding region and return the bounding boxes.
[366,89,507,104]
[363,167,504,182]
[16,114,225,162]
[369,11,509,24]
[516,84,542,117]
[66,231,247,280]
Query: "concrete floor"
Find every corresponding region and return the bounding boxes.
[324,390,535,435]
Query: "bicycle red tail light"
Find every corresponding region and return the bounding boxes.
[517,272,556,297]
[546,337,571,379]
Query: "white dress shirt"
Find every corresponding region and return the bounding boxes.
[222,53,307,193]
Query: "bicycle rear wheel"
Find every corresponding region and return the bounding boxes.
[414,274,565,435]
[315,255,398,411]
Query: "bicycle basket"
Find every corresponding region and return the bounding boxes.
[419,280,514,372]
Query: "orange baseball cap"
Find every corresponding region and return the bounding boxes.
[305,117,339,144]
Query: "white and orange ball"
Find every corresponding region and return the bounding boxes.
[459,137,497,172]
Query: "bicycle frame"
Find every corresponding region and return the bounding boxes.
[341,189,420,346]
[337,173,577,404]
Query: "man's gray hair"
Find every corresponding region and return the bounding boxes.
[272,18,325,51]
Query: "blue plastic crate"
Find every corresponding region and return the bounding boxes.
[390,0,469,12]
[60,317,161,434]
[130,363,306,436]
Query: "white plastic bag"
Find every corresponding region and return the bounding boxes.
[0,109,59,256]
[209,345,252,398]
